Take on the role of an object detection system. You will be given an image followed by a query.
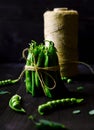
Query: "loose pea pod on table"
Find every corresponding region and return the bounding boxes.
[28,116,68,130]
[0,79,18,86]
[38,98,84,115]
[0,90,10,95]
[9,94,26,113]
[35,119,68,130]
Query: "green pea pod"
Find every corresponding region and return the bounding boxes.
[48,41,61,81]
[28,115,68,130]
[38,98,84,115]
[44,49,49,87]
[43,86,52,98]
[43,50,52,98]
[35,47,44,88]
[31,70,35,96]
[25,50,32,94]
[0,79,18,86]
[9,94,26,113]
[47,41,59,66]
[28,40,38,96]
[35,119,67,130]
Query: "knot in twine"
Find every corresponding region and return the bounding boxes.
[24,64,60,90]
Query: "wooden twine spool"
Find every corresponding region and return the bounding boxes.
[44,8,79,77]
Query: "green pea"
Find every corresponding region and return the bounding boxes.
[46,102,52,107]
[56,99,61,104]
[64,98,72,105]
[61,99,65,102]
[1,81,5,85]
[72,109,81,114]
[70,98,76,103]
[12,101,21,108]
[65,98,71,102]
[77,86,84,91]
[61,76,68,81]
[11,98,18,104]
[88,109,94,115]
[67,78,72,83]
[51,100,57,106]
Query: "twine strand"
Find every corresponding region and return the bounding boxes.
[59,60,94,75]
[77,61,94,74]
[22,48,28,60]
[24,65,60,72]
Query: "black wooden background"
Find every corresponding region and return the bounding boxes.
[0,0,94,63]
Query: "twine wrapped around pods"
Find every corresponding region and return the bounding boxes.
[44,8,79,77]
[22,41,61,98]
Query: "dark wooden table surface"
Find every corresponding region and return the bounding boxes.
[0,63,94,130]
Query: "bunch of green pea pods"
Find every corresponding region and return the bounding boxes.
[25,40,61,98]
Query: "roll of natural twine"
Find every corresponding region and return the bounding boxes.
[44,8,79,77]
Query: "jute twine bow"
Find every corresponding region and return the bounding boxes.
[21,48,60,90]
[24,65,60,90]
